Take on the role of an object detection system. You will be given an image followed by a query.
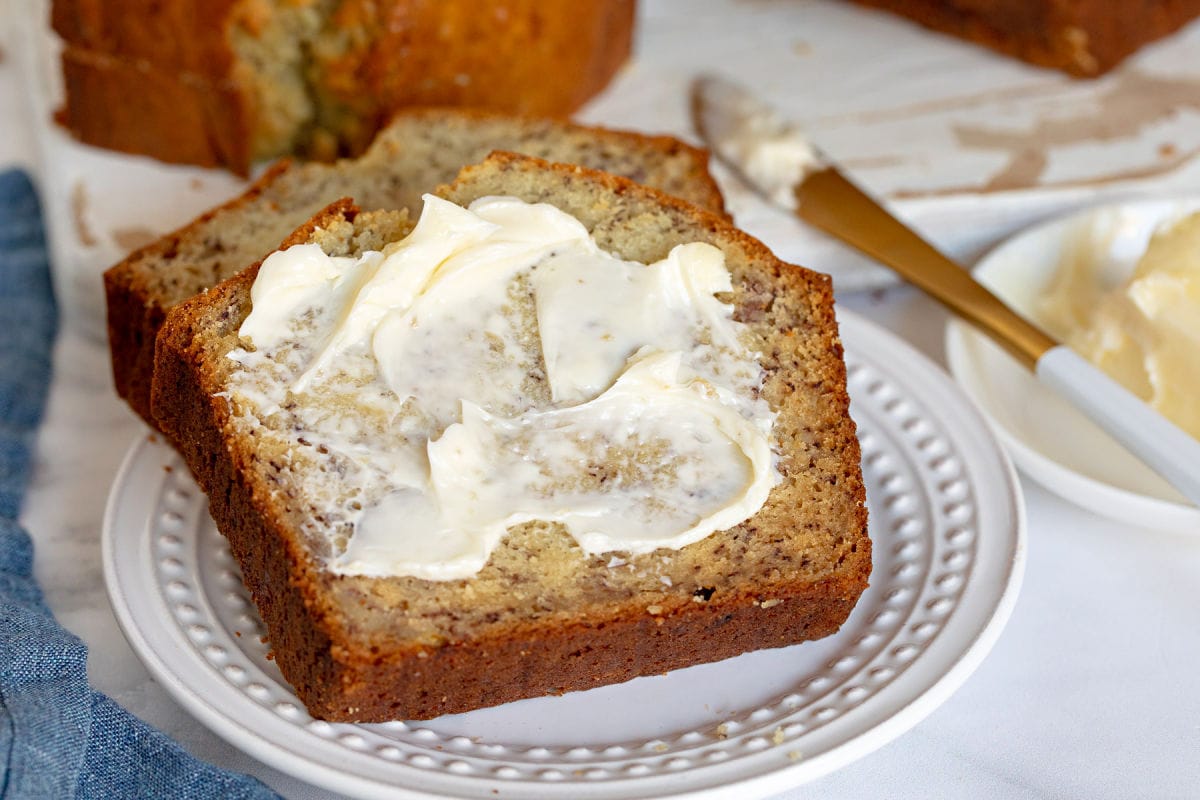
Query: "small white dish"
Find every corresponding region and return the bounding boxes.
[104,312,1024,800]
[945,197,1200,534]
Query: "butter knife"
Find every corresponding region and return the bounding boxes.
[692,75,1200,509]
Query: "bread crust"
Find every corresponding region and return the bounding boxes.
[105,111,725,428]
[56,47,253,170]
[52,0,243,74]
[104,160,293,415]
[152,154,870,722]
[153,200,361,715]
[52,0,636,171]
[853,0,1200,76]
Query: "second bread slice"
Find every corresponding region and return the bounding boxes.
[105,109,726,431]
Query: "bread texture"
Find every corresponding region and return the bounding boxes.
[104,108,726,429]
[52,0,635,171]
[151,152,870,722]
[853,0,1200,76]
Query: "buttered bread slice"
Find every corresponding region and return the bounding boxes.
[153,153,870,722]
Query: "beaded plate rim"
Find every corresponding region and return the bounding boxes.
[103,310,1025,800]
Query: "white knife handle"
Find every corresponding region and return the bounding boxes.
[1036,345,1200,509]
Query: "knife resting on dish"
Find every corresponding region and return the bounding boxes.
[692,75,1200,509]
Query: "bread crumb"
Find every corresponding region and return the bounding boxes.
[1062,26,1099,73]
[308,129,339,162]
[715,723,729,740]
[788,750,803,762]
[772,726,785,745]
[646,605,663,615]
[71,183,98,247]
[112,226,159,253]
[653,742,668,752]
[760,599,782,609]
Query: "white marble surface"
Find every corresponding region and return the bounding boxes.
[5,2,1200,798]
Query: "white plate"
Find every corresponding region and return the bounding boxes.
[103,311,1024,800]
[944,198,1200,533]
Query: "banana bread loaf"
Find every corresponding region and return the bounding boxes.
[104,108,725,429]
[853,0,1200,76]
[52,0,635,172]
[151,152,870,722]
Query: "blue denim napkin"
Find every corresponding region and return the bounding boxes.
[0,170,281,799]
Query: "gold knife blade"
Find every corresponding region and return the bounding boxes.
[692,74,1055,369]
[793,167,1056,369]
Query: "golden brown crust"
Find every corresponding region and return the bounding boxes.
[154,200,362,710]
[853,0,1200,76]
[322,0,636,121]
[152,154,869,722]
[52,0,243,74]
[52,0,636,171]
[105,111,725,429]
[56,47,253,171]
[315,583,863,720]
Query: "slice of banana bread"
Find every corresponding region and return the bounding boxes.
[151,152,870,722]
[105,108,726,429]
